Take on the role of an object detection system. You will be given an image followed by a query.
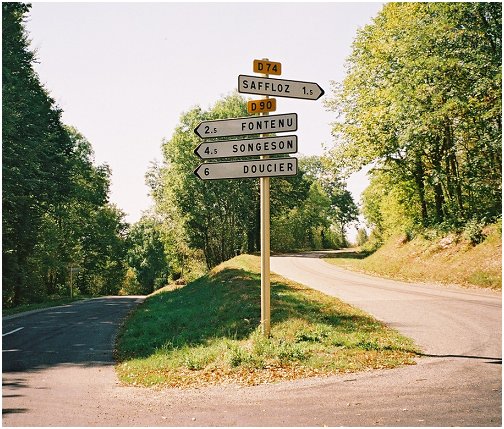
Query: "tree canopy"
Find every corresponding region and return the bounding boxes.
[3,4,128,306]
[150,93,357,271]
[326,2,501,238]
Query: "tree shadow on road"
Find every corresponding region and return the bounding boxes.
[2,296,143,373]
[416,352,501,364]
[272,249,373,260]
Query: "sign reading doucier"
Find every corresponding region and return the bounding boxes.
[194,113,297,139]
[194,158,298,180]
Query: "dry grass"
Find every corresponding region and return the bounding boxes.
[328,224,501,290]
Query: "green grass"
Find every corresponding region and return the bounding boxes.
[115,254,418,388]
[327,224,501,290]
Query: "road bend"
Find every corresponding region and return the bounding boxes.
[2,296,144,425]
[270,252,502,425]
[2,255,501,426]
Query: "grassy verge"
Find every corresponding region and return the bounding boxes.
[327,224,501,290]
[115,254,418,388]
[2,295,90,317]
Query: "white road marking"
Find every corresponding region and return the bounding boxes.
[2,327,24,337]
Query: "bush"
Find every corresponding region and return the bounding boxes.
[463,219,486,245]
[356,228,369,246]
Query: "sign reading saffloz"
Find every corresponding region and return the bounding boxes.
[238,75,324,100]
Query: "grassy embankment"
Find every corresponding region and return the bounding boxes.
[115,254,418,388]
[328,223,501,290]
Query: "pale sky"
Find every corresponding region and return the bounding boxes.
[25,1,383,225]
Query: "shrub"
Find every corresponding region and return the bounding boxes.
[463,219,486,245]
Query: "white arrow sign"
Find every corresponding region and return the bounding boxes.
[194,113,297,139]
[238,75,324,100]
[194,158,298,180]
[194,135,298,159]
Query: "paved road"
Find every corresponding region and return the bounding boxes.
[2,255,501,426]
[2,296,144,423]
[2,297,144,373]
[270,252,502,424]
[271,252,501,358]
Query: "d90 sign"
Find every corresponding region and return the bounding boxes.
[247,98,277,114]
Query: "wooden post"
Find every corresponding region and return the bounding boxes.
[260,59,271,337]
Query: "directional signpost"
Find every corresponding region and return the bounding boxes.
[194,112,297,139]
[68,265,81,299]
[194,158,298,180]
[194,135,298,159]
[193,58,324,337]
[238,75,325,100]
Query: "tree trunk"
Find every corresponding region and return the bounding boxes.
[414,156,428,226]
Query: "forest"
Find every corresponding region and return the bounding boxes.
[3,2,501,308]
[326,2,501,246]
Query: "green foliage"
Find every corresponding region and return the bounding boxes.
[151,94,358,268]
[151,93,257,269]
[3,5,127,307]
[271,178,351,251]
[327,222,501,290]
[126,216,170,294]
[356,228,369,247]
[3,3,72,305]
[462,218,486,245]
[327,3,502,239]
[361,170,418,241]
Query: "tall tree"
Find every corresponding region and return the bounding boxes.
[3,4,128,305]
[153,94,258,268]
[151,94,351,268]
[3,3,73,305]
[126,216,169,294]
[326,2,501,233]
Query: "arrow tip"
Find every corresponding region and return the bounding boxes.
[193,144,202,159]
[194,123,202,138]
[317,84,325,100]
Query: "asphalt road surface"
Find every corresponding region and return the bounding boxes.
[3,254,501,426]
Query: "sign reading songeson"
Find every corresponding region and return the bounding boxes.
[194,135,298,159]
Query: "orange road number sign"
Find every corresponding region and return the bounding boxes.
[247,98,277,114]
[253,59,282,75]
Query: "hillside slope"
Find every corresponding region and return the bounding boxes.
[327,224,501,290]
